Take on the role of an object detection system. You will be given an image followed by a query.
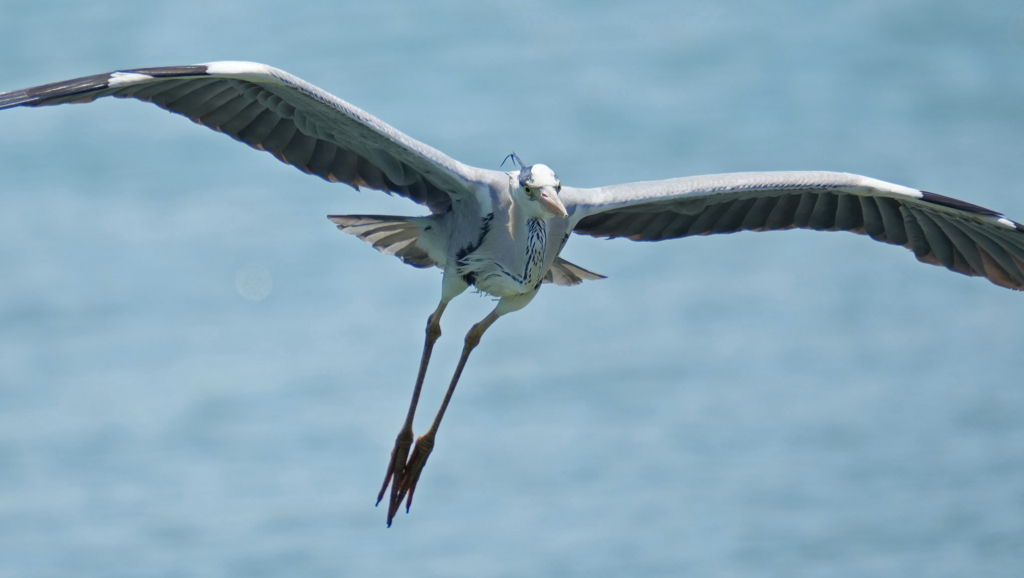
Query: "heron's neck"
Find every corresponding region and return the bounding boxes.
[524,214,548,272]
[522,217,547,284]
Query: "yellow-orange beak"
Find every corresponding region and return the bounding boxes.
[538,185,568,218]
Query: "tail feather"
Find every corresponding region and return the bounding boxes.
[328,215,436,268]
[545,258,607,286]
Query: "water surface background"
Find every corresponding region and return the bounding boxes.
[1,1,1023,576]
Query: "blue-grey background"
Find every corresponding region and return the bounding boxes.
[1,1,1023,576]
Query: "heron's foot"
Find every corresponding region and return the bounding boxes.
[377,425,414,510]
[390,430,436,522]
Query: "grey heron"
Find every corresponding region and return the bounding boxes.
[3,62,1023,527]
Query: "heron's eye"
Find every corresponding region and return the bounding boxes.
[556,185,562,193]
[524,186,532,194]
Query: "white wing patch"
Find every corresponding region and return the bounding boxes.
[202,61,288,85]
[856,176,924,199]
[107,72,153,87]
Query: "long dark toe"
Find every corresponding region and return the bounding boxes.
[395,432,435,514]
[377,426,414,508]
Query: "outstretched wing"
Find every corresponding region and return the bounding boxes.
[561,171,1024,290]
[0,62,502,213]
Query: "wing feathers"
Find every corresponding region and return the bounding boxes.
[859,196,887,241]
[663,213,701,239]
[792,192,817,228]
[911,209,955,268]
[281,131,318,168]
[943,226,985,277]
[902,207,935,261]
[765,194,800,229]
[876,197,908,245]
[711,197,754,233]
[833,194,863,231]
[637,211,678,241]
[739,196,777,230]
[808,192,838,230]
[567,172,1024,290]
[0,62,502,214]
[690,203,730,236]
[328,214,436,268]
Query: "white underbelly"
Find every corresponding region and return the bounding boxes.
[458,215,550,298]
[459,256,546,298]
[474,270,536,297]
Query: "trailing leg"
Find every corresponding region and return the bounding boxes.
[376,301,448,509]
[390,310,501,521]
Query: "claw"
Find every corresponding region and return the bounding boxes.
[377,425,414,511]
[395,431,435,515]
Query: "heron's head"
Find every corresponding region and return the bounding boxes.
[516,163,568,218]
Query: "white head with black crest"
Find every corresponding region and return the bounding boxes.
[504,153,568,218]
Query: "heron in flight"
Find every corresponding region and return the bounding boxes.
[3,62,1023,526]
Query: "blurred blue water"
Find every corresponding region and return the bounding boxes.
[1,1,1023,576]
